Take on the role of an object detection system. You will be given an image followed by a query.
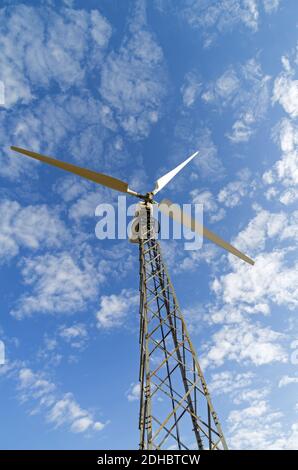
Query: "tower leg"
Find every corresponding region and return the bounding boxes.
[138,226,228,450]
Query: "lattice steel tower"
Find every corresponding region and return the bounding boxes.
[137,204,228,450]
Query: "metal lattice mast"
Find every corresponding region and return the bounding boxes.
[138,205,228,450]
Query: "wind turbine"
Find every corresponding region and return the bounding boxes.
[10,145,254,450]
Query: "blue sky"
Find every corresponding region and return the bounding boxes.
[0,0,298,450]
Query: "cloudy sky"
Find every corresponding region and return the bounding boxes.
[0,0,298,450]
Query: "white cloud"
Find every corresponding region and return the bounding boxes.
[227,398,284,449]
[19,368,56,404]
[39,337,60,365]
[17,367,106,434]
[263,52,298,204]
[48,393,104,433]
[228,116,255,143]
[202,302,270,326]
[0,5,111,108]
[278,375,298,388]
[100,0,167,139]
[217,168,255,208]
[68,189,108,223]
[161,239,220,277]
[156,0,280,47]
[174,124,225,181]
[215,249,298,311]
[209,371,254,395]
[282,424,298,449]
[201,208,298,368]
[0,93,113,179]
[273,119,298,153]
[192,190,217,212]
[59,323,87,340]
[0,199,68,262]
[202,59,271,143]
[190,189,226,223]
[126,382,140,402]
[202,320,287,368]
[202,68,240,104]
[59,323,88,349]
[273,72,298,118]
[37,322,90,365]
[12,252,101,318]
[89,242,136,281]
[233,386,270,405]
[229,399,269,423]
[96,289,139,329]
[53,176,114,223]
[181,0,260,36]
[181,72,202,107]
[208,209,298,317]
[263,118,298,204]
[53,176,89,203]
[262,0,280,13]
[227,397,298,449]
[279,189,298,205]
[233,208,298,254]
[190,168,255,222]
[226,394,298,449]
[194,128,226,179]
[216,67,240,96]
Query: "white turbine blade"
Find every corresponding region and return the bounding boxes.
[10,146,140,197]
[158,199,255,266]
[152,151,199,195]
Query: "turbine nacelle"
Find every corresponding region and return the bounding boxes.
[129,201,160,244]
